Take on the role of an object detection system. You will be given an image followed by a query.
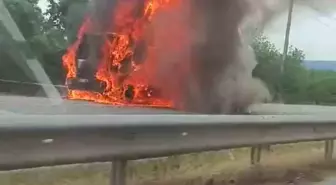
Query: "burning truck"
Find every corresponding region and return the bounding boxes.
[63,0,175,108]
[63,0,271,113]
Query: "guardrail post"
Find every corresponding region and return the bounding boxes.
[325,140,334,161]
[250,145,262,165]
[110,159,127,185]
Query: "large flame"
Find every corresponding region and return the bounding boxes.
[62,0,178,108]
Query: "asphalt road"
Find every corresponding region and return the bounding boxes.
[248,103,336,115]
[1,95,336,115]
[0,95,183,115]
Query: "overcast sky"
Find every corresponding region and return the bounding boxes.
[265,5,336,60]
[37,0,48,12]
[38,0,336,61]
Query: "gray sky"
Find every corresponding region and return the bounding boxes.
[265,5,336,60]
[37,0,336,60]
[37,0,48,12]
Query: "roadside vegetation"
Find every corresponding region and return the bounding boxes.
[2,142,336,185]
[252,35,336,105]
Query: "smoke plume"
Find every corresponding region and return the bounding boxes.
[88,0,333,114]
[148,0,291,114]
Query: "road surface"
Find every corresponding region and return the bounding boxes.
[248,103,336,115]
[1,95,336,115]
[0,95,183,115]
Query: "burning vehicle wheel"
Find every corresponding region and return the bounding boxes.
[124,84,135,101]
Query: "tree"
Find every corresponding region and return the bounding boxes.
[252,35,309,103]
[281,47,309,103]
[1,0,67,88]
[3,0,47,55]
[0,0,46,94]
[45,0,89,43]
[252,35,282,99]
[307,70,336,105]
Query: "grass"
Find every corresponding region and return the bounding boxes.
[1,142,335,185]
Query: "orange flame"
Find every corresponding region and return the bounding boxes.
[62,0,177,108]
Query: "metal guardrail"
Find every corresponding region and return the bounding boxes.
[1,115,336,185]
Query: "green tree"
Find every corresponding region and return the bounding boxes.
[3,0,47,55]
[252,35,282,98]
[45,0,89,43]
[307,70,336,105]
[1,0,67,88]
[252,35,309,103]
[0,0,46,94]
[281,47,309,103]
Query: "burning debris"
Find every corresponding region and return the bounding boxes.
[63,0,281,113]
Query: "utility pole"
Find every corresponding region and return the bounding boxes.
[281,0,295,73]
[277,0,295,101]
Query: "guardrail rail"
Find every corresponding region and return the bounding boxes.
[1,115,336,185]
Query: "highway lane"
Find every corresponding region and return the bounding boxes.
[1,95,336,115]
[0,95,183,115]
[248,103,336,115]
